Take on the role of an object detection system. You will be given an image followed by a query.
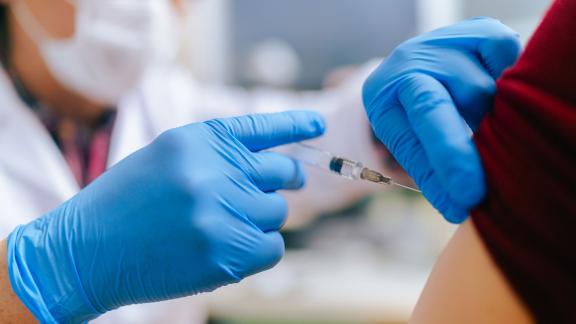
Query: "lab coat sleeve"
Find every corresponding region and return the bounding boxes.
[135,60,390,228]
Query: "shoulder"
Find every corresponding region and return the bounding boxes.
[410,220,532,324]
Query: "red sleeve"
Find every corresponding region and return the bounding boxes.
[471,0,576,322]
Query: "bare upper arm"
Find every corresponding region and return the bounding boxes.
[0,240,37,324]
[410,220,533,324]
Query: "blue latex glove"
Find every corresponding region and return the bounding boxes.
[363,18,521,223]
[7,111,325,323]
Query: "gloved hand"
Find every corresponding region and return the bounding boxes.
[363,18,522,223]
[7,111,325,323]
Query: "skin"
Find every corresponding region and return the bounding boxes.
[1,0,186,124]
[4,0,104,123]
[0,240,36,323]
[410,220,533,324]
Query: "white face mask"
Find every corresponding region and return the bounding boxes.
[12,0,179,105]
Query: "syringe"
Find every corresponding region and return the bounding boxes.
[287,143,421,193]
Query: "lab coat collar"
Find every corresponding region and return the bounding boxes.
[0,67,80,202]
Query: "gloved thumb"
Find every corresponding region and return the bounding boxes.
[474,17,522,78]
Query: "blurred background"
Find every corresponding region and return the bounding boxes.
[179,0,552,323]
[185,0,551,87]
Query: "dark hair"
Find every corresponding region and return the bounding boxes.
[0,5,9,67]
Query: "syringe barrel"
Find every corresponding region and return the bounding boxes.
[286,143,363,180]
[286,143,333,171]
[329,157,364,180]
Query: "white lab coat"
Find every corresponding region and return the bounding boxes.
[0,61,382,323]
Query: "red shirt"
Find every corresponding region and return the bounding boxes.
[471,0,576,322]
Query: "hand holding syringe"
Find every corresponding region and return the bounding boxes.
[287,143,421,193]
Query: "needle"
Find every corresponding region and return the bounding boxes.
[360,168,421,193]
[286,143,422,193]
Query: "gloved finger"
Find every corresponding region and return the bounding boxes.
[235,231,285,279]
[397,73,486,208]
[208,111,326,152]
[245,192,288,232]
[473,17,522,78]
[426,17,521,78]
[249,152,306,192]
[419,169,470,223]
[440,55,497,131]
[369,105,469,223]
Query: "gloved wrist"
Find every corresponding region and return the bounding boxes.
[7,210,102,323]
